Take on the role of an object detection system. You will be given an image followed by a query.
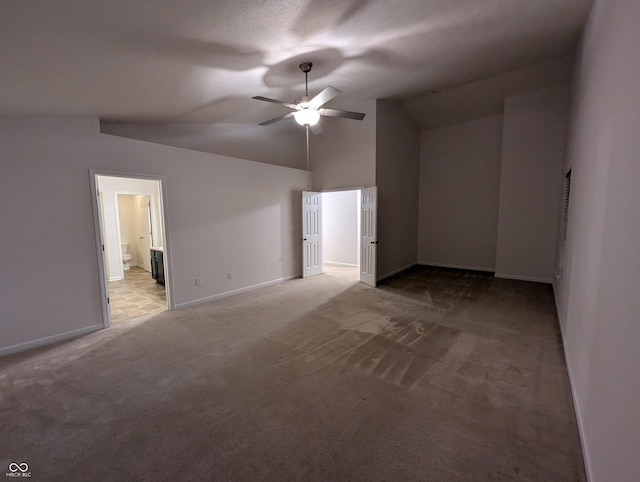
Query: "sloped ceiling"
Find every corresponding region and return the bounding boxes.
[404,56,574,130]
[0,0,592,166]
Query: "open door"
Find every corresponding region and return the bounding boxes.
[138,196,152,272]
[302,191,322,278]
[360,186,377,286]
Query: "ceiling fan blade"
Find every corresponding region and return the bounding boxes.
[310,122,323,135]
[259,112,295,126]
[320,108,366,121]
[252,96,298,110]
[309,86,341,108]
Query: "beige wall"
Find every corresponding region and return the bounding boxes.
[117,195,139,268]
[495,85,570,282]
[555,0,640,480]
[376,100,421,279]
[418,116,503,271]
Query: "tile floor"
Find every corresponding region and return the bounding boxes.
[108,266,166,322]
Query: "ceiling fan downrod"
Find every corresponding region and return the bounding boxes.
[299,62,313,98]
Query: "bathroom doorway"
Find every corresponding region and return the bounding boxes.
[91,172,171,327]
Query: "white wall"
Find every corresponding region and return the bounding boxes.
[322,191,359,266]
[0,116,307,354]
[495,85,569,282]
[312,101,377,191]
[555,0,640,480]
[375,100,421,279]
[418,116,503,271]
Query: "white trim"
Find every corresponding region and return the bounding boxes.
[89,170,112,328]
[495,273,552,284]
[561,344,593,482]
[175,274,301,309]
[320,186,366,193]
[0,325,104,358]
[553,284,592,481]
[109,275,124,282]
[324,261,358,268]
[377,262,417,282]
[90,169,175,330]
[112,191,125,281]
[418,261,495,272]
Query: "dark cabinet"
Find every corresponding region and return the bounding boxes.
[150,249,165,285]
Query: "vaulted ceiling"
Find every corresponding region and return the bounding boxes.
[0,0,592,165]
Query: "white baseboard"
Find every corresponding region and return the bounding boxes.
[175,274,301,309]
[495,273,551,284]
[109,275,123,282]
[554,306,593,481]
[377,262,417,282]
[324,261,358,268]
[417,261,495,272]
[0,324,104,358]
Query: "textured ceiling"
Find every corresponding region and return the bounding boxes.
[0,0,592,125]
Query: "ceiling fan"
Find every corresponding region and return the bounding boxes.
[252,62,365,133]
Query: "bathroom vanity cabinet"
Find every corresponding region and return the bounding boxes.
[150,248,165,285]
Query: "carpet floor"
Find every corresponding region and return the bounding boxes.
[0,265,585,481]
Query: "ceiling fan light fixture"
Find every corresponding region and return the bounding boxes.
[294,108,320,126]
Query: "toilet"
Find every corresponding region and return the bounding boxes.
[121,243,132,271]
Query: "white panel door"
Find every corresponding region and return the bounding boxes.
[302,191,323,278]
[360,186,377,286]
[138,196,152,272]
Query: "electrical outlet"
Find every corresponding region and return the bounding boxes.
[195,278,202,286]
[227,272,232,280]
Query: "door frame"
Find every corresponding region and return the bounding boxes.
[313,186,376,286]
[89,169,174,328]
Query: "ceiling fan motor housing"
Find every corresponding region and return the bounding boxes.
[299,62,313,73]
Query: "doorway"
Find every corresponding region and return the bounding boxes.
[91,172,171,327]
[302,187,377,286]
[322,189,360,268]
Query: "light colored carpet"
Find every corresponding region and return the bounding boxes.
[0,265,585,481]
